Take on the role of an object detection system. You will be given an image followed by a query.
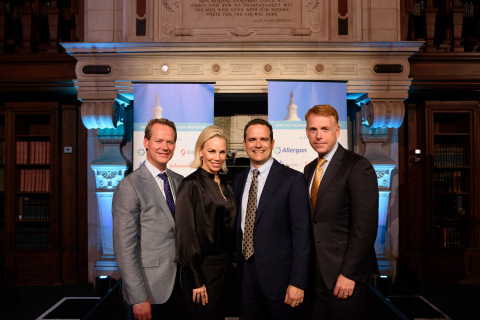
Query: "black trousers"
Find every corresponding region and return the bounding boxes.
[312,261,368,320]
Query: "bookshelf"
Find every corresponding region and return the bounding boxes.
[0,108,5,267]
[424,101,480,283]
[431,112,472,248]
[4,102,60,284]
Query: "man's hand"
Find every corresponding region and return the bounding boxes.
[133,300,152,320]
[333,274,355,299]
[284,285,304,307]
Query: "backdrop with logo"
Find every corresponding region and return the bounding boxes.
[268,81,347,172]
[133,83,214,176]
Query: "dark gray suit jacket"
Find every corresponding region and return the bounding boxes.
[113,163,183,304]
[304,144,379,290]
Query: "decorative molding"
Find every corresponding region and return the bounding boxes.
[81,101,117,129]
[91,167,129,189]
[362,100,405,129]
[229,27,256,37]
[82,65,112,74]
[375,165,396,190]
[291,28,312,36]
[174,28,194,36]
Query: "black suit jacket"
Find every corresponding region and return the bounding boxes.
[304,144,379,291]
[233,159,312,300]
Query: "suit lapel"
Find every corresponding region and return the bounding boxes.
[304,160,316,217]
[141,165,175,228]
[166,168,181,195]
[255,160,281,223]
[305,161,315,186]
[313,146,345,220]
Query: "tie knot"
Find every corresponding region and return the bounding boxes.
[316,158,326,168]
[158,172,168,181]
[252,169,259,178]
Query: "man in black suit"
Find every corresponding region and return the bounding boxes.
[232,118,311,320]
[304,105,379,320]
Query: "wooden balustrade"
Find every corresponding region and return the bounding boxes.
[404,0,480,52]
[0,0,78,54]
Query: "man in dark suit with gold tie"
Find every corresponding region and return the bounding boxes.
[304,105,379,320]
[232,118,311,319]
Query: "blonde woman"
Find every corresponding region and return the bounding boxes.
[175,125,236,320]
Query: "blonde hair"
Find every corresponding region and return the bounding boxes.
[191,125,229,172]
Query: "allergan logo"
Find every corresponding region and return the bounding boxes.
[274,146,308,155]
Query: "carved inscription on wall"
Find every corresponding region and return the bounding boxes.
[159,0,327,40]
[185,0,299,26]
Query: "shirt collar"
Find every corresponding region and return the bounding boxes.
[144,159,166,178]
[249,156,274,176]
[321,142,339,163]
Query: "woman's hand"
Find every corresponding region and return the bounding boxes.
[192,284,208,305]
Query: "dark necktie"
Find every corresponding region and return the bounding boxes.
[243,169,259,259]
[159,172,175,218]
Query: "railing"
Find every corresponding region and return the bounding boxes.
[404,0,480,52]
[2,1,480,54]
[0,0,80,54]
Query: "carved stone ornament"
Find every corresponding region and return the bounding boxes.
[375,166,396,190]
[81,100,117,129]
[91,167,129,189]
[361,100,405,129]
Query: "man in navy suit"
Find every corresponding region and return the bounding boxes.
[232,118,311,320]
[304,105,379,320]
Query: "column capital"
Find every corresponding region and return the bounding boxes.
[361,100,405,129]
[80,99,129,130]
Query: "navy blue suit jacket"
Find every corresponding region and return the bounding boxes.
[232,159,312,300]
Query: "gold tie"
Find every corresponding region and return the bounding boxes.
[311,158,326,210]
[243,169,259,259]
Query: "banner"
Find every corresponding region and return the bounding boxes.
[268,81,347,172]
[133,83,214,176]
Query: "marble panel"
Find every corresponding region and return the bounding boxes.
[157,0,326,40]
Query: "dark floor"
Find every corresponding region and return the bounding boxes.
[387,282,480,320]
[0,282,98,320]
[0,280,479,320]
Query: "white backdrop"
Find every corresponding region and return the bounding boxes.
[268,81,348,172]
[133,83,214,177]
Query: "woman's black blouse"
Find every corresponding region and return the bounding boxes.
[175,167,236,288]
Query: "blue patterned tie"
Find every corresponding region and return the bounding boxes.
[159,172,175,218]
[243,169,259,259]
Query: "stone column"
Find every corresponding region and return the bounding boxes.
[359,99,405,278]
[81,99,131,282]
